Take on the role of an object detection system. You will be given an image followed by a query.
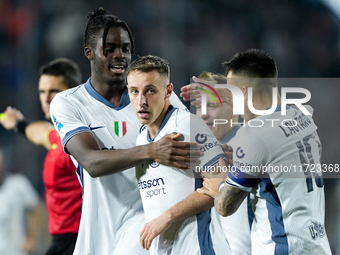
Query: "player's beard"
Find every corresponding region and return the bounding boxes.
[93,54,126,88]
[93,55,105,77]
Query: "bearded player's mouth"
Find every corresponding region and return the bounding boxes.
[110,65,125,74]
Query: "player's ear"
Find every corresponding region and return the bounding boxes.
[165,83,173,99]
[242,85,248,101]
[84,47,94,60]
[228,106,233,120]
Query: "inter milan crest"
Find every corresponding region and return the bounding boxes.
[114,121,127,137]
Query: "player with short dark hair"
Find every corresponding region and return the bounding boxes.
[198,49,332,255]
[40,58,82,91]
[222,48,278,78]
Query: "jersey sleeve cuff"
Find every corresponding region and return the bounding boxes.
[62,126,92,154]
[226,167,258,192]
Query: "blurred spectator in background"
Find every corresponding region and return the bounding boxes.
[0,145,42,255]
[0,58,83,255]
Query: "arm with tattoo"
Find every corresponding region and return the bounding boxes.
[215,184,249,217]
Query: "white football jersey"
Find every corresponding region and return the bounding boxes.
[226,106,332,255]
[136,106,231,255]
[50,78,186,255]
[213,124,252,255]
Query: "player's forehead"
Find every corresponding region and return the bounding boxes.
[128,70,167,87]
[38,74,67,91]
[218,89,232,103]
[206,95,217,104]
[203,88,231,105]
[104,26,131,46]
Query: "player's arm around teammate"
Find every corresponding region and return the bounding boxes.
[65,131,201,177]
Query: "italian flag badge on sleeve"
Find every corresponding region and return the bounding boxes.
[114,121,127,137]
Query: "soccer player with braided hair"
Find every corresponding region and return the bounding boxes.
[50,8,200,255]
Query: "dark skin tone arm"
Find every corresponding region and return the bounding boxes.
[66,132,202,177]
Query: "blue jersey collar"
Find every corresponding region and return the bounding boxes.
[147,105,176,143]
[220,124,242,144]
[84,78,130,110]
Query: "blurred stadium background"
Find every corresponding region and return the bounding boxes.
[0,0,339,253]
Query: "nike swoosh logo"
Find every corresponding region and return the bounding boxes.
[89,124,105,131]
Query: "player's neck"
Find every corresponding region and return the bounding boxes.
[218,125,237,142]
[106,86,127,106]
[255,94,282,112]
[91,77,127,106]
[246,94,282,121]
[147,102,171,140]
